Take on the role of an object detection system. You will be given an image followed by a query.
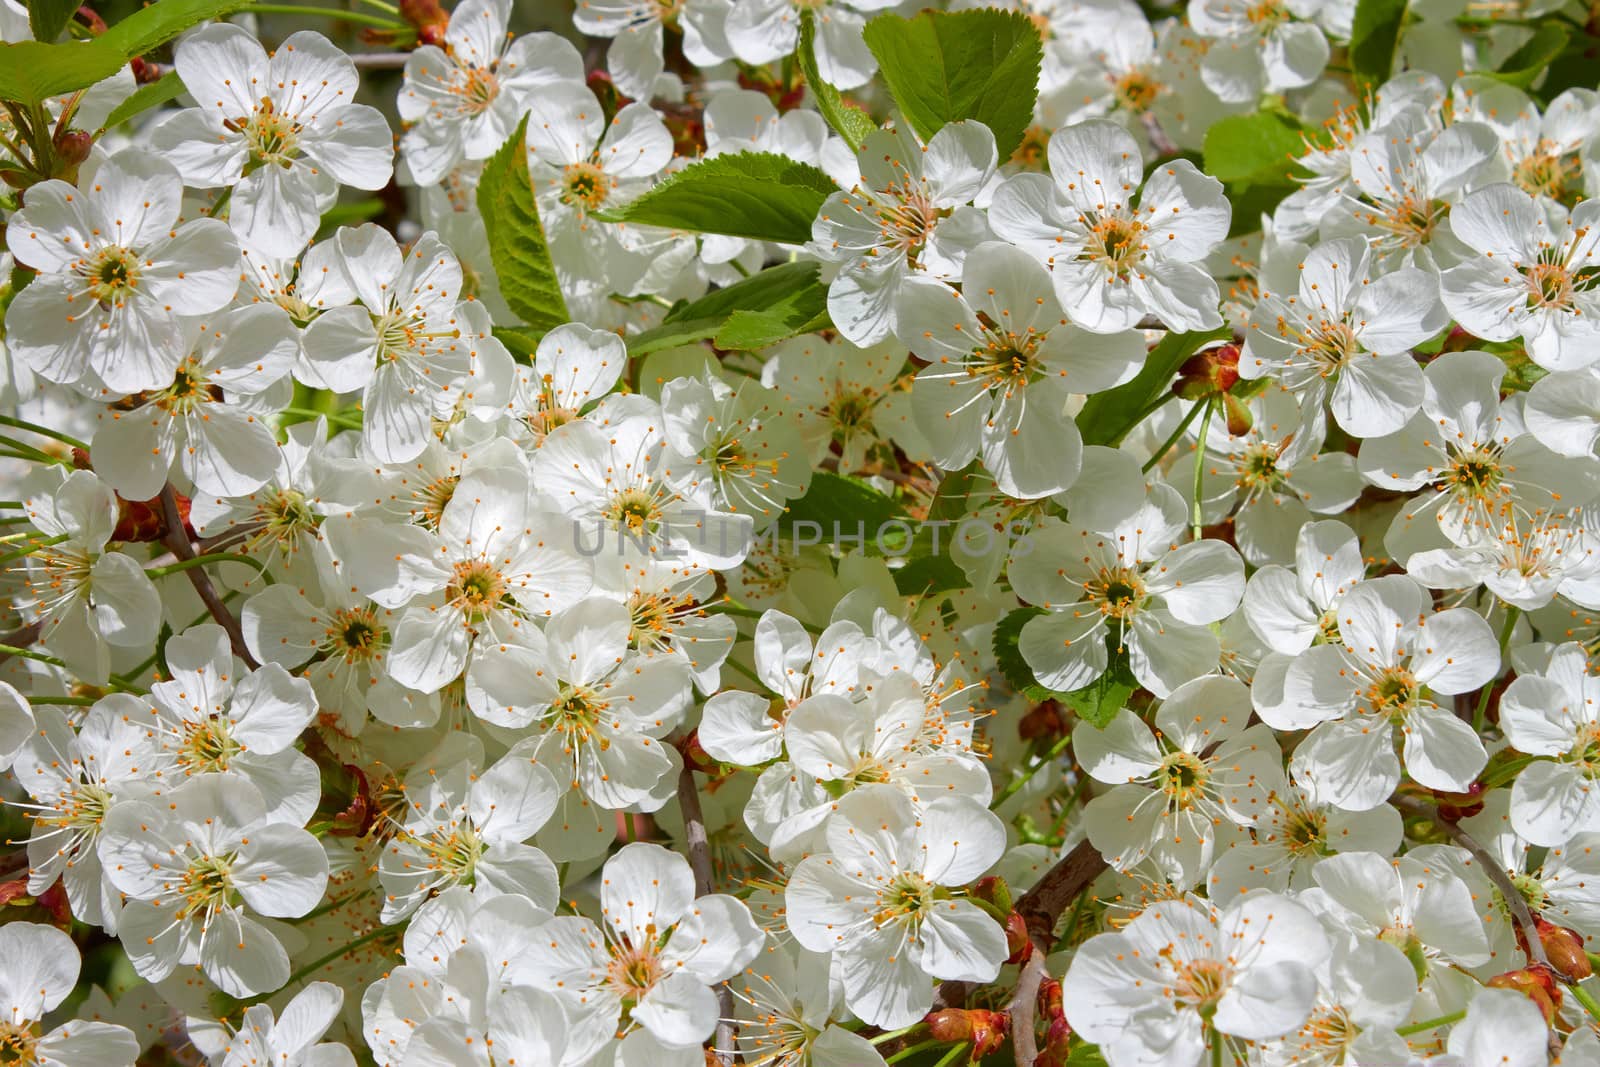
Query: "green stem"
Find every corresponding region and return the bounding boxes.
[712,603,821,634]
[0,533,68,566]
[1140,399,1205,474]
[355,0,401,11]
[1474,606,1520,732]
[278,923,393,991]
[0,643,65,669]
[992,733,1071,810]
[930,1043,968,1067]
[146,552,273,584]
[0,415,88,452]
[884,1038,942,1064]
[278,406,363,430]
[291,888,374,924]
[1394,1009,1465,1036]
[1114,391,1178,446]
[1191,398,1216,541]
[29,695,97,706]
[869,1023,922,1046]
[724,657,765,689]
[247,3,407,27]
[1571,980,1600,1025]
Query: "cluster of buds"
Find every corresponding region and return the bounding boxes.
[1174,343,1256,436]
[1034,977,1074,1067]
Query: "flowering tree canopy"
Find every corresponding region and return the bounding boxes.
[2,0,1600,1064]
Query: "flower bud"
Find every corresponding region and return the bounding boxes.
[1004,910,1031,964]
[1018,698,1066,741]
[1488,964,1562,1023]
[970,876,1013,915]
[1174,344,1241,400]
[399,0,448,44]
[924,1009,1007,1060]
[52,129,93,170]
[1536,919,1591,981]
[1434,781,1486,822]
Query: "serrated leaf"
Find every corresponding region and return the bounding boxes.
[1,0,252,107]
[799,10,877,151]
[27,0,78,43]
[1349,0,1408,84]
[1202,112,1305,184]
[862,8,1042,160]
[1489,23,1570,88]
[100,70,184,130]
[599,152,837,244]
[627,261,826,356]
[993,607,1053,700]
[1062,657,1137,729]
[1075,327,1231,446]
[777,471,908,552]
[478,114,568,339]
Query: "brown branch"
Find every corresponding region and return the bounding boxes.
[1006,839,1108,1065]
[1393,796,1551,971]
[158,487,258,670]
[677,763,737,1066]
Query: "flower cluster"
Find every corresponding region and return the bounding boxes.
[1,0,1599,1065]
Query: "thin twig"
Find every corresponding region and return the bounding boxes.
[159,487,259,670]
[1393,796,1550,971]
[352,51,413,68]
[1007,839,1108,1065]
[677,762,737,1065]
[1139,111,1179,157]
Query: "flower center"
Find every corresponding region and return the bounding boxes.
[325,606,386,663]
[1371,195,1446,249]
[1113,69,1161,113]
[82,245,141,305]
[1172,957,1229,1018]
[606,939,664,1000]
[1158,750,1209,807]
[1513,143,1578,203]
[1083,214,1146,280]
[973,326,1045,394]
[1088,567,1147,620]
[180,717,243,774]
[227,97,302,170]
[418,823,483,884]
[608,490,661,535]
[549,682,606,744]
[1526,261,1576,310]
[561,161,611,211]
[456,65,499,116]
[0,1022,39,1066]
[177,852,238,922]
[875,871,936,929]
[446,560,507,623]
[1279,803,1327,856]
[1364,667,1421,721]
[1238,443,1287,493]
[1445,447,1504,502]
[371,309,459,364]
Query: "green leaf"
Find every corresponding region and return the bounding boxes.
[799,9,877,151]
[1488,23,1570,88]
[1349,0,1408,84]
[478,114,569,340]
[862,8,1042,161]
[100,70,184,130]
[1202,112,1305,185]
[1075,327,1231,446]
[27,0,78,43]
[598,152,837,244]
[993,607,1053,701]
[1062,654,1137,729]
[777,471,908,550]
[0,0,252,107]
[627,261,827,356]
[492,327,540,361]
